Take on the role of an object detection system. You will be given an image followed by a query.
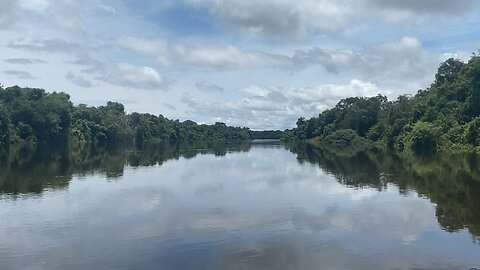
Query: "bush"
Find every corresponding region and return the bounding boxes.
[322,129,370,148]
[402,122,440,153]
[464,117,480,146]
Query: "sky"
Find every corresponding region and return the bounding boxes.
[0,0,479,130]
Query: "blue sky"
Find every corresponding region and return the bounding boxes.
[1,0,479,129]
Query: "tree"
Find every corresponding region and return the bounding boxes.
[464,117,480,146]
[0,102,10,145]
[402,122,440,153]
[435,58,464,85]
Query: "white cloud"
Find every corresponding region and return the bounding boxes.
[96,64,173,91]
[177,44,290,69]
[119,37,290,70]
[0,0,16,28]
[19,0,51,13]
[119,36,438,91]
[98,4,116,14]
[184,0,480,38]
[3,58,46,65]
[118,37,169,60]
[196,81,225,92]
[4,70,36,80]
[120,64,165,87]
[8,38,173,91]
[16,0,113,31]
[292,36,439,92]
[366,0,478,14]
[183,80,383,129]
[65,71,93,88]
[187,0,357,38]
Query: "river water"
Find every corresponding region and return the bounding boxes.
[0,141,479,269]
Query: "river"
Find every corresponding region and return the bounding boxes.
[0,141,479,269]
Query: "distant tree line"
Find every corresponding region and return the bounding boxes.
[250,130,284,140]
[284,53,480,153]
[0,86,264,146]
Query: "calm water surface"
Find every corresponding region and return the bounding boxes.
[0,142,479,269]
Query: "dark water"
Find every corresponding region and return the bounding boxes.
[0,141,479,270]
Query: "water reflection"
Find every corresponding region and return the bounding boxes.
[0,141,251,195]
[287,143,480,240]
[0,142,479,269]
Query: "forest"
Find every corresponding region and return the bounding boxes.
[0,86,257,146]
[2,53,480,153]
[284,53,480,153]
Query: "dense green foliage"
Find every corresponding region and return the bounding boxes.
[0,86,251,146]
[0,86,72,145]
[250,130,284,139]
[286,54,480,153]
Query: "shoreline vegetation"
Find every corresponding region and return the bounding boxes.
[2,53,480,155]
[283,53,480,154]
[0,85,282,148]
